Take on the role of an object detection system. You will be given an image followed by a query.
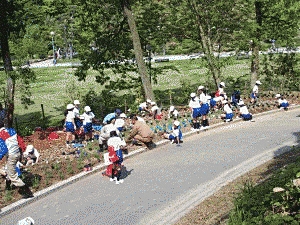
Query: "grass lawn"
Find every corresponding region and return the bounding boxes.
[2,57,251,132]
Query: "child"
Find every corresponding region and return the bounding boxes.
[237,100,253,121]
[107,130,126,184]
[81,106,95,143]
[275,94,289,110]
[250,80,262,104]
[65,104,76,148]
[115,113,127,132]
[220,100,234,122]
[138,100,151,114]
[24,145,40,166]
[168,105,179,119]
[198,85,210,129]
[189,93,201,130]
[215,82,227,99]
[150,102,162,120]
[163,120,182,144]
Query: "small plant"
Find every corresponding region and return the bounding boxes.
[59,171,65,180]
[32,176,40,189]
[4,190,13,202]
[67,161,74,175]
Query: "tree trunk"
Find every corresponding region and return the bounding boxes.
[0,0,15,127]
[189,0,220,90]
[122,0,155,101]
[251,0,263,87]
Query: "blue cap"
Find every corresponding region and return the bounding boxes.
[115,109,122,114]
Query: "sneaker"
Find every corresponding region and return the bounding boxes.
[115,180,120,185]
[225,119,231,122]
[118,179,124,184]
[170,140,174,144]
[110,177,117,182]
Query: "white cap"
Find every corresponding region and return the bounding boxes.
[74,100,80,105]
[275,94,281,98]
[146,99,151,103]
[222,100,228,104]
[170,106,175,111]
[190,93,196,98]
[120,113,127,118]
[174,120,180,126]
[256,80,262,85]
[198,85,204,90]
[84,106,91,112]
[67,104,74,109]
[26,145,34,153]
[220,82,225,87]
[150,101,156,106]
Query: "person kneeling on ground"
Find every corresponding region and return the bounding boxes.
[220,100,234,122]
[24,145,40,166]
[275,94,289,110]
[236,100,253,121]
[0,120,33,198]
[162,120,182,144]
[126,115,154,147]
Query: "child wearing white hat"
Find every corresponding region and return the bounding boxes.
[236,100,253,121]
[168,105,179,119]
[275,94,289,110]
[81,106,95,142]
[24,145,40,166]
[197,85,210,129]
[220,100,234,122]
[189,93,201,130]
[65,103,76,148]
[250,80,262,104]
[162,120,182,144]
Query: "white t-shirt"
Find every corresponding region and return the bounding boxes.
[252,85,259,93]
[240,106,249,115]
[189,97,201,108]
[81,112,95,125]
[137,116,145,123]
[224,104,233,114]
[151,105,159,112]
[107,136,126,151]
[171,128,180,137]
[139,102,147,108]
[115,118,125,128]
[199,93,208,104]
[73,107,80,118]
[66,111,75,122]
[101,124,119,136]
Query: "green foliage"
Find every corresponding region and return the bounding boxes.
[261,53,300,92]
[4,190,13,202]
[228,155,300,224]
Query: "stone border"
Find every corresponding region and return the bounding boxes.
[1,105,299,216]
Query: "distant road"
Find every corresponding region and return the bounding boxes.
[28,47,300,69]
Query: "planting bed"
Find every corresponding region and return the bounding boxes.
[0,92,300,212]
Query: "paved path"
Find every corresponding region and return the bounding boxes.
[1,109,300,225]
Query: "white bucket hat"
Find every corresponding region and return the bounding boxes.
[26,145,34,153]
[84,106,91,112]
[275,94,281,98]
[169,106,175,111]
[256,80,262,85]
[174,120,180,126]
[198,85,204,90]
[220,82,225,87]
[190,93,196,98]
[74,100,80,105]
[67,104,74,109]
[150,101,156,106]
[146,99,152,103]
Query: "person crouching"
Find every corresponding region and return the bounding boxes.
[275,94,289,110]
[220,100,234,122]
[163,120,182,144]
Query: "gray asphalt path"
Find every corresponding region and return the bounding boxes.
[1,109,300,225]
